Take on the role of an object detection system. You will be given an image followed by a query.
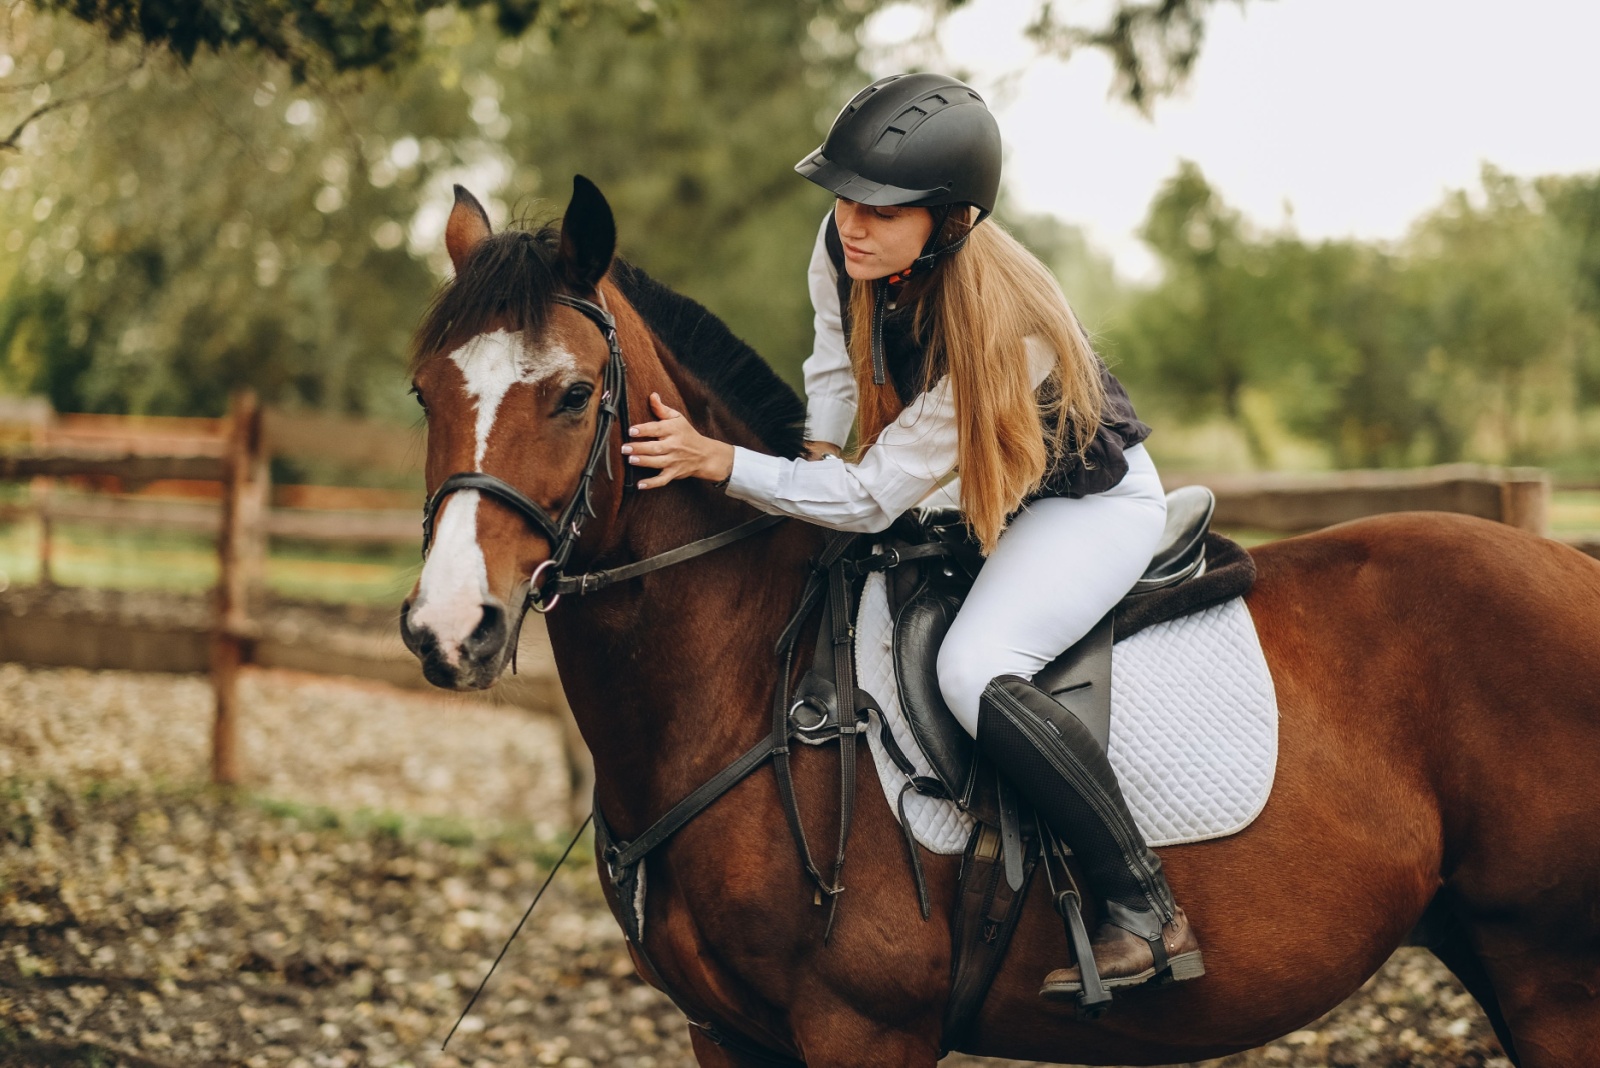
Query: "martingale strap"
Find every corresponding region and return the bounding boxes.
[593,532,871,1058]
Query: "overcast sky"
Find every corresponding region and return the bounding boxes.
[863,0,1600,280]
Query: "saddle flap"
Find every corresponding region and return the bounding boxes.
[1030,611,1114,751]
[891,578,979,804]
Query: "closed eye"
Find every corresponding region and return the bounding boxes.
[558,383,594,414]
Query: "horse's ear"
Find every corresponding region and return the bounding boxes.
[557,175,616,291]
[445,185,492,274]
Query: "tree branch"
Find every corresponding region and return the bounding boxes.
[0,56,143,152]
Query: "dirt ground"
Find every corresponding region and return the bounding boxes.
[0,659,1511,1068]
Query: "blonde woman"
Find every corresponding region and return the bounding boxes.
[624,73,1202,998]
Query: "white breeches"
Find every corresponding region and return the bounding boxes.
[936,444,1168,736]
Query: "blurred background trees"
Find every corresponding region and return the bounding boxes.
[1101,162,1600,471]
[4,0,1600,473]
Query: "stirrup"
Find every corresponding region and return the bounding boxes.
[1037,819,1111,1015]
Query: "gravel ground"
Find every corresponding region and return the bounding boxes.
[0,665,570,833]
[0,661,1509,1067]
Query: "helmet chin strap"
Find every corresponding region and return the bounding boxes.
[870,204,975,385]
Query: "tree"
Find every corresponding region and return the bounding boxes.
[1023,0,1244,112]
[0,0,870,418]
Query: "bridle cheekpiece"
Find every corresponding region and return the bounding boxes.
[420,293,631,615]
[418,292,782,624]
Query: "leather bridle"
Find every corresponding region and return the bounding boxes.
[419,292,782,617]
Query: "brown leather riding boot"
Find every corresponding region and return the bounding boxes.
[1039,903,1205,998]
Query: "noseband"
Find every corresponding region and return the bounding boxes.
[419,292,782,616]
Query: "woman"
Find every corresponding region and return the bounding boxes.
[622,73,1202,999]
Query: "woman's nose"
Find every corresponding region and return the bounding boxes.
[836,201,866,237]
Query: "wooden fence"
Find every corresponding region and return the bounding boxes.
[0,392,425,785]
[0,394,1572,786]
[1163,463,1550,536]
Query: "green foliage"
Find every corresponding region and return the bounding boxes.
[1108,162,1600,469]
[35,0,641,79]
[1025,0,1242,112]
[0,1,863,417]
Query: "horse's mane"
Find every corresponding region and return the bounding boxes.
[608,260,805,459]
[411,227,806,458]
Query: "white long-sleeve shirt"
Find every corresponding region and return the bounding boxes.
[725,214,1053,533]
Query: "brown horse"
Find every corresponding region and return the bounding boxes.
[400,178,1600,1067]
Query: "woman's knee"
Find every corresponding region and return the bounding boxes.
[936,637,1004,738]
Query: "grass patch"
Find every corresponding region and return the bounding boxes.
[0,517,418,604]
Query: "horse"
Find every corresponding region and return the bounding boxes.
[399,176,1600,1067]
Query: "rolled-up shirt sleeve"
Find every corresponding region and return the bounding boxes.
[800,213,857,448]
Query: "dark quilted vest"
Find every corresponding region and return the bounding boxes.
[823,216,1151,500]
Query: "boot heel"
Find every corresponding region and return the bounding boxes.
[1162,950,1205,984]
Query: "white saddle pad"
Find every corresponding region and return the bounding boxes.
[855,572,1279,854]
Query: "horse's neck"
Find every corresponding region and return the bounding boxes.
[548,342,822,835]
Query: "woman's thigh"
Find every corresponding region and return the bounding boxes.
[936,446,1167,736]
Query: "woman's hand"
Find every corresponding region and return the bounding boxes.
[624,392,736,490]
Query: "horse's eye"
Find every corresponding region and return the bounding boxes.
[410,385,427,412]
[560,384,594,413]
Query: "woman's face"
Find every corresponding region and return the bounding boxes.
[834,198,935,281]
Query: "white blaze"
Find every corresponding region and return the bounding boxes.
[408,491,488,663]
[447,328,579,467]
[410,328,580,656]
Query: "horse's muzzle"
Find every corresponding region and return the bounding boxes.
[400,597,510,689]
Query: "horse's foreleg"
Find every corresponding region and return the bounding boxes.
[792,1019,940,1068]
[687,1027,789,1067]
[687,1021,940,1068]
[1474,929,1600,1068]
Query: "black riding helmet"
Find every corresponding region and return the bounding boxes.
[795,72,1001,223]
[796,73,1002,385]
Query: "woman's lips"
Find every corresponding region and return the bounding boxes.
[842,242,871,259]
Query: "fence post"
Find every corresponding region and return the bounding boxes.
[32,476,54,587]
[1500,468,1551,536]
[212,390,265,786]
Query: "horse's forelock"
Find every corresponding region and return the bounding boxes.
[409,226,565,374]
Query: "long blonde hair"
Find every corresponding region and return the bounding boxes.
[848,215,1105,554]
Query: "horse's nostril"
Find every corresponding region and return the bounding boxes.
[463,603,508,658]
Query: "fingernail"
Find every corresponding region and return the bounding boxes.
[621,444,632,454]
[628,427,638,436]
[628,456,639,464]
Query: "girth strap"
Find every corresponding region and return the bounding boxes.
[768,531,864,940]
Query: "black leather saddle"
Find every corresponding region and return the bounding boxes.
[881,485,1253,810]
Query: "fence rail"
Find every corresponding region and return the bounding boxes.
[1164,463,1550,535]
[0,396,1578,784]
[0,392,426,785]
[0,495,419,543]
